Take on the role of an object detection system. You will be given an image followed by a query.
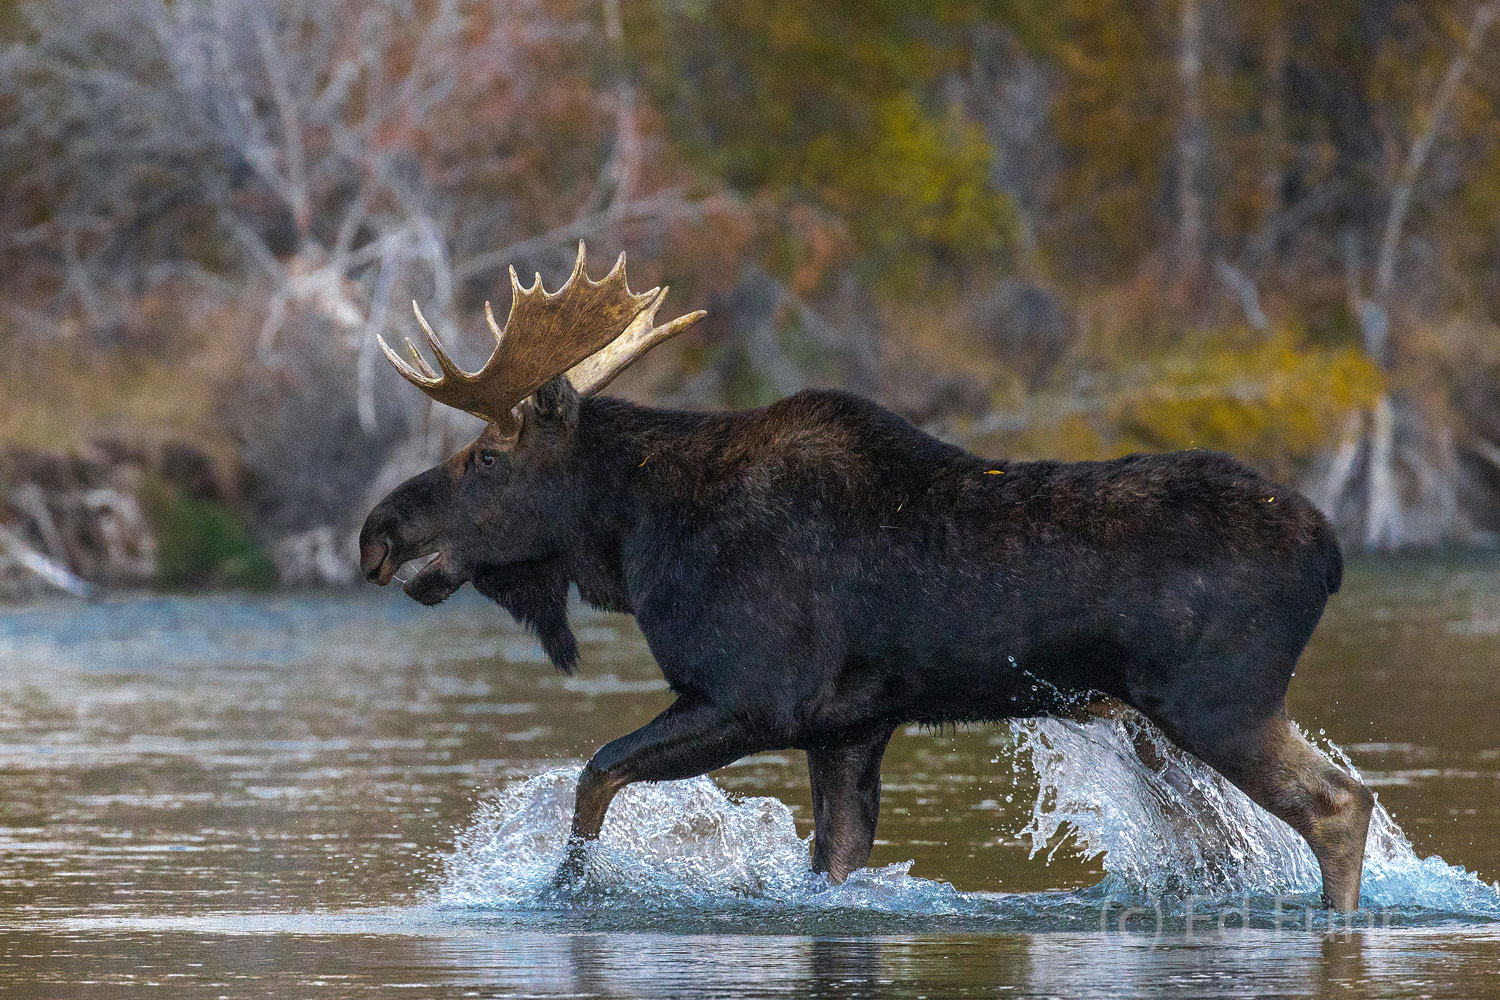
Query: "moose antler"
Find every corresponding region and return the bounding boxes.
[378,242,705,438]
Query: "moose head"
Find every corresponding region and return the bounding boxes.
[358,243,703,610]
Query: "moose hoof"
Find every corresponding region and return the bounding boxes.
[549,841,592,893]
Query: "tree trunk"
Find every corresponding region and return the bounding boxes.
[1317,4,1499,549]
[1257,17,1287,250]
[1175,0,1208,292]
[602,0,640,211]
[1363,395,1401,549]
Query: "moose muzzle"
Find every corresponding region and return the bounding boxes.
[358,467,470,605]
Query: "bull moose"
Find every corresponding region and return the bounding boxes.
[359,244,1374,910]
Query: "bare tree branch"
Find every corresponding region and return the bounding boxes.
[1373,2,1499,305]
[452,192,730,284]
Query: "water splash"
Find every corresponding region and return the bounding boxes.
[437,718,1500,928]
[1014,716,1500,919]
[438,767,819,909]
[1014,716,1320,898]
[437,766,988,922]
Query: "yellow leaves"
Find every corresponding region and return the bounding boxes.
[1106,336,1384,477]
[803,93,1017,287]
[1043,0,1174,277]
[968,332,1385,480]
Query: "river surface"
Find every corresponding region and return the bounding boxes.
[1,554,1499,997]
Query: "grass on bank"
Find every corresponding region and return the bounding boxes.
[0,323,237,459]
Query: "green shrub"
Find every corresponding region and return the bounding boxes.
[142,479,276,591]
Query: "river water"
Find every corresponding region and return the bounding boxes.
[1,554,1499,997]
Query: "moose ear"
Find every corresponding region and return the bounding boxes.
[527,374,580,431]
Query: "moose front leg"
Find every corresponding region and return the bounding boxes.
[807,728,894,883]
[557,696,758,884]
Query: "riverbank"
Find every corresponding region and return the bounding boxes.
[0,438,357,603]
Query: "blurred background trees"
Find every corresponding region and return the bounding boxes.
[2,0,1500,591]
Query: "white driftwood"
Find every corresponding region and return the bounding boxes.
[270,526,357,587]
[0,524,97,599]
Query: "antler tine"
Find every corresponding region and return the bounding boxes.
[483,301,504,347]
[400,307,439,379]
[377,242,705,436]
[508,264,544,296]
[377,333,437,387]
[567,240,588,287]
[603,250,627,284]
[567,285,707,396]
[403,337,438,379]
[411,301,468,382]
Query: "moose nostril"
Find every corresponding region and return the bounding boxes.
[360,535,392,583]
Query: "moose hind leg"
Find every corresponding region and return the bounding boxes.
[1170,713,1375,911]
[1241,718,1375,911]
[807,728,893,883]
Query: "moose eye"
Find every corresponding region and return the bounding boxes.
[478,451,499,468]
